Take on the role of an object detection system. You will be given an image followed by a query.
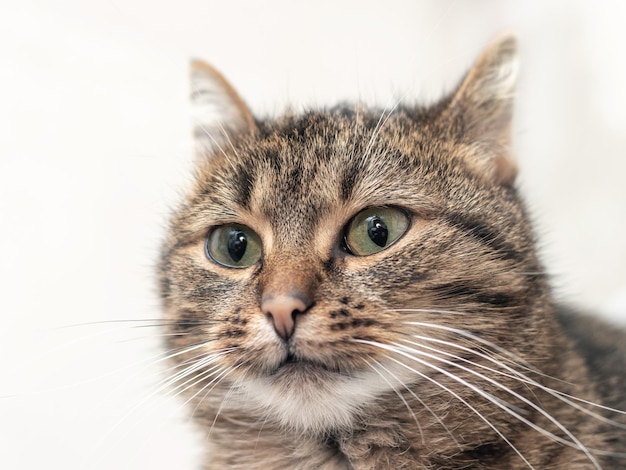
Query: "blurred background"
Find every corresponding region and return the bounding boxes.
[1,1,625,468]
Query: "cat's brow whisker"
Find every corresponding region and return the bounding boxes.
[353,103,361,136]
[217,122,242,160]
[193,119,238,171]
[361,106,388,161]
[353,340,535,469]
[361,100,401,165]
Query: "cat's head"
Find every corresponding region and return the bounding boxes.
[159,34,550,434]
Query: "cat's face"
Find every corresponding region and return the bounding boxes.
[159,35,549,434]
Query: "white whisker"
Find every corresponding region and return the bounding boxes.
[204,368,244,439]
[94,348,233,450]
[366,357,425,445]
[217,122,242,160]
[361,100,401,165]
[194,120,238,171]
[400,320,539,371]
[388,340,601,468]
[400,335,626,431]
[354,339,536,469]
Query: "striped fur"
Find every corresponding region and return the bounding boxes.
[158,34,625,469]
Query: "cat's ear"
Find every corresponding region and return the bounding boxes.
[190,60,257,157]
[443,33,519,185]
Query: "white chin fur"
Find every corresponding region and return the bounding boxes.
[237,360,414,434]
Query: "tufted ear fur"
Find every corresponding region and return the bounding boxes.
[442,33,519,185]
[190,60,257,158]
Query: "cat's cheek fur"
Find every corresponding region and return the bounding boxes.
[236,360,416,434]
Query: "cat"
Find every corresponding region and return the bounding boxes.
[158,33,626,469]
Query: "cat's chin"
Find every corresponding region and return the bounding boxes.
[237,358,416,434]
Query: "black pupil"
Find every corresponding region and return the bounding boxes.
[367,216,388,247]
[227,230,247,262]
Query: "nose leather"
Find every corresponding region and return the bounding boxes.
[261,294,310,340]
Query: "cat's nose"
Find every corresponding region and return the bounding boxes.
[261,294,311,340]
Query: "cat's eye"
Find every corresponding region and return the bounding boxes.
[344,207,409,256]
[206,224,262,268]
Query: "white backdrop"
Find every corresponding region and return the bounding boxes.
[1,1,625,468]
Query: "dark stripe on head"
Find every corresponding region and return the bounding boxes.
[232,162,255,208]
[428,282,518,309]
[285,163,304,195]
[341,163,360,200]
[445,212,522,262]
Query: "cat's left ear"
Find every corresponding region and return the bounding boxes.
[442,33,519,185]
[190,60,257,157]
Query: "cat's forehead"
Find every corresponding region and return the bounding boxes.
[192,108,449,237]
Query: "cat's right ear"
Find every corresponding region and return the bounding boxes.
[190,60,257,157]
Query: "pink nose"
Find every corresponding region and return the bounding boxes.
[261,294,310,340]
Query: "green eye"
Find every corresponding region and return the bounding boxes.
[344,207,409,256]
[206,224,262,268]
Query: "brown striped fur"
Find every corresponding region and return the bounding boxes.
[159,34,626,469]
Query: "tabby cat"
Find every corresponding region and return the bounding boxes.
[158,34,626,469]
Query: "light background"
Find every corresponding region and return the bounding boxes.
[1,1,625,468]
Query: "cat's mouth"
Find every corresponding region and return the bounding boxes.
[271,353,340,376]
